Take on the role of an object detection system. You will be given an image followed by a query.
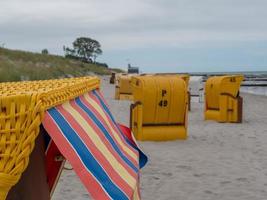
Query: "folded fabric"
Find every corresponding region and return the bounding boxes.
[42,89,147,200]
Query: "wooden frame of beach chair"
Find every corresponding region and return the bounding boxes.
[6,126,65,200]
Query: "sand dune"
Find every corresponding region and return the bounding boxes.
[53,76,267,200]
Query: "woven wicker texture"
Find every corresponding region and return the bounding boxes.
[0,76,100,200]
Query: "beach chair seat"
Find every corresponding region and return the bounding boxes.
[204,75,244,123]
[130,75,188,141]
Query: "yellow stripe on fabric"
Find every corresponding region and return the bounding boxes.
[133,185,140,200]
[61,102,136,188]
[83,93,138,162]
[84,93,138,161]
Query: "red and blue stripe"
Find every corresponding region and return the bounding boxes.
[42,89,147,200]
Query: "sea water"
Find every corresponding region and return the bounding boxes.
[241,86,267,96]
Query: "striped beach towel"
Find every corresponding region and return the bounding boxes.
[42,89,147,200]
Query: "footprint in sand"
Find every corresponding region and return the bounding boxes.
[248,136,256,139]
[204,190,213,194]
[193,173,206,178]
[161,172,173,177]
[203,190,219,196]
[236,177,249,183]
[176,165,192,170]
[82,193,90,198]
[63,188,72,192]
[220,180,231,185]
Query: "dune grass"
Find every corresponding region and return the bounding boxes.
[0,47,111,82]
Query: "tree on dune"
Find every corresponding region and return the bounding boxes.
[41,49,49,55]
[64,37,102,63]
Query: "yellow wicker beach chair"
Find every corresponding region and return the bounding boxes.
[115,74,134,100]
[130,75,188,141]
[204,75,244,123]
[0,77,100,200]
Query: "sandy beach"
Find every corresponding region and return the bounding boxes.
[53,76,267,200]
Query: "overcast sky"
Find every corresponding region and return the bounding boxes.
[1,0,267,72]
